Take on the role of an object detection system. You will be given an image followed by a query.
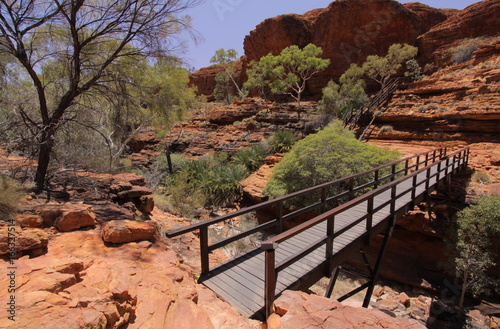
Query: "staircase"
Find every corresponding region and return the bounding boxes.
[343,78,403,140]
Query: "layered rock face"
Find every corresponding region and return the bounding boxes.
[368,39,500,144]
[417,0,500,64]
[193,0,456,97]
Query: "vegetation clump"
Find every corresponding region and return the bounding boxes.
[453,196,500,310]
[0,175,23,221]
[264,121,400,208]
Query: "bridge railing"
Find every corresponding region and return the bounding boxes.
[261,147,469,318]
[166,147,450,276]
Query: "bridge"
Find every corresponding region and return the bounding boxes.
[166,147,469,320]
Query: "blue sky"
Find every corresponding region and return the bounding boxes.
[182,0,480,70]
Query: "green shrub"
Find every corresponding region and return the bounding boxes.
[0,175,23,221]
[449,38,484,64]
[231,144,268,171]
[165,153,248,211]
[269,130,299,153]
[472,170,492,184]
[200,164,247,207]
[380,125,394,133]
[454,196,500,309]
[264,121,400,208]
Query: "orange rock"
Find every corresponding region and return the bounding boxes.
[15,214,43,228]
[101,220,157,244]
[55,206,97,232]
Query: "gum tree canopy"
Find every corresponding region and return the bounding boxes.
[0,0,200,189]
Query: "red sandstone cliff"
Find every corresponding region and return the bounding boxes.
[417,0,500,65]
[191,0,458,98]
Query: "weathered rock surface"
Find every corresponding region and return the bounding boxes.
[240,154,283,203]
[0,229,259,329]
[417,0,500,64]
[163,99,312,158]
[101,220,157,244]
[271,290,426,329]
[31,203,97,231]
[55,206,97,232]
[369,37,500,144]
[15,214,43,228]
[0,227,48,257]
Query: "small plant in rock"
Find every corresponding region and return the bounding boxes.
[269,130,299,153]
[472,171,492,184]
[380,125,394,133]
[231,145,268,172]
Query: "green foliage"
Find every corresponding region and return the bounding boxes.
[244,44,330,106]
[231,145,268,172]
[165,153,248,212]
[269,130,299,153]
[264,121,400,207]
[454,196,500,309]
[319,64,367,119]
[211,48,244,99]
[0,175,23,221]
[0,0,200,188]
[362,44,418,88]
[449,38,483,64]
[404,59,425,81]
[214,71,235,104]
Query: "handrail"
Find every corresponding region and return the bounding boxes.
[165,147,449,275]
[261,147,469,318]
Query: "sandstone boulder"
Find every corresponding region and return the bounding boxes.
[112,173,146,187]
[55,205,97,232]
[15,214,43,228]
[101,220,157,244]
[273,290,426,329]
[0,227,48,257]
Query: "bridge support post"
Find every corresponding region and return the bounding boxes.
[324,266,340,298]
[362,216,396,308]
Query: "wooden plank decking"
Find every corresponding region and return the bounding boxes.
[201,165,441,318]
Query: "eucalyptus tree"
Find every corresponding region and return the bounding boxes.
[0,0,201,189]
[245,44,330,108]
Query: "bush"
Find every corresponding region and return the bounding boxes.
[165,153,248,212]
[454,196,500,309]
[231,144,268,171]
[380,125,394,133]
[269,130,299,153]
[449,38,484,64]
[0,175,23,221]
[264,121,400,208]
[201,164,247,207]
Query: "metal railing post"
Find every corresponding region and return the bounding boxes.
[391,164,396,181]
[374,170,379,189]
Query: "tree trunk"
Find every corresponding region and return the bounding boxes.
[35,132,55,191]
[165,145,173,175]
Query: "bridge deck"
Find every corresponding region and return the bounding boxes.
[201,166,438,318]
